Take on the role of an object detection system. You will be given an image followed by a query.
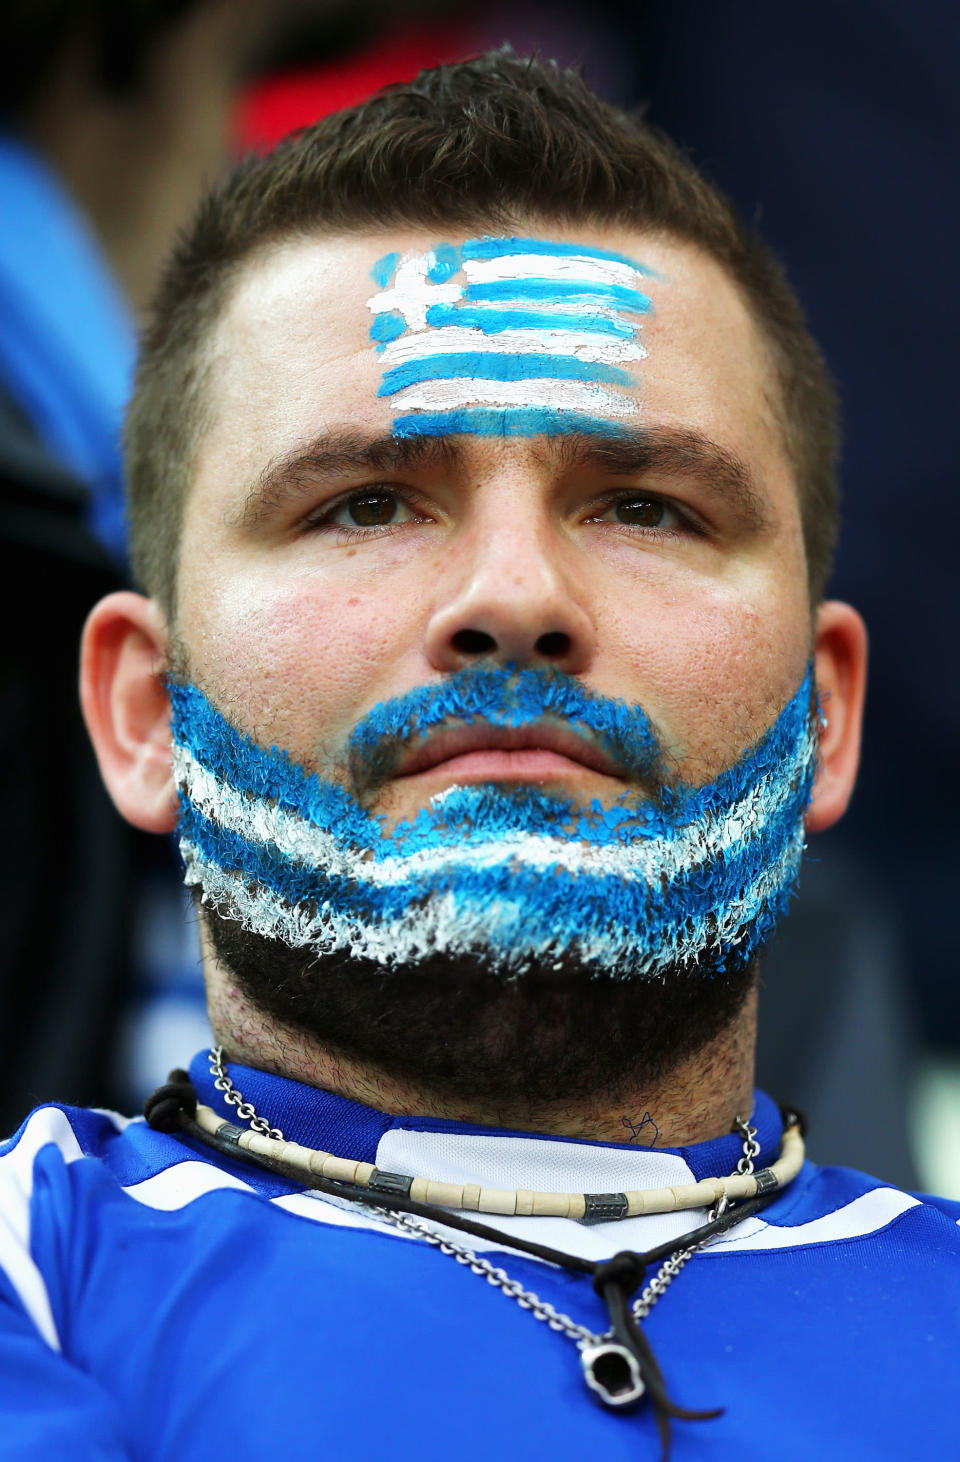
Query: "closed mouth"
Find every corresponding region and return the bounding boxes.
[391,720,626,783]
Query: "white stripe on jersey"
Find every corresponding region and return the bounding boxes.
[0,1107,90,1350]
[705,1187,921,1252]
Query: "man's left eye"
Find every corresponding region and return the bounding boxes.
[614,496,666,527]
[592,495,681,531]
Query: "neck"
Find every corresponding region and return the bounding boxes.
[203,936,757,1148]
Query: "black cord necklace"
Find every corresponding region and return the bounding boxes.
[145,1072,803,1461]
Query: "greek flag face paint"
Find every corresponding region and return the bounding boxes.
[171,665,818,981]
[366,237,653,438]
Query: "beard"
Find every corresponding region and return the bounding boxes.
[205,903,757,1108]
[173,661,817,1106]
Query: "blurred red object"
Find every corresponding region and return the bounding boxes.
[234,23,468,153]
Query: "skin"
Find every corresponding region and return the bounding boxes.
[81,223,867,1144]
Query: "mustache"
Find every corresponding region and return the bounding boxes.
[346,663,673,798]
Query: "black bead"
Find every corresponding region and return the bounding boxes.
[368,1169,415,1197]
[581,1192,630,1225]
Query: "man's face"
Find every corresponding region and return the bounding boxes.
[177,224,811,809]
[167,223,817,1102]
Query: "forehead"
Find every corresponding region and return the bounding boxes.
[196,223,789,501]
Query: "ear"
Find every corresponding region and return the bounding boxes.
[79,591,178,834]
[805,599,868,834]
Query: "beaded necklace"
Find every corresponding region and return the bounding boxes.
[206,1045,803,1221]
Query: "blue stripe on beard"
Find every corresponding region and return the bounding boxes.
[179,766,805,918]
[170,666,817,975]
[169,665,814,851]
[179,799,805,975]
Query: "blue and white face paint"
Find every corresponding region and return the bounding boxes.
[170,666,819,981]
[366,237,653,438]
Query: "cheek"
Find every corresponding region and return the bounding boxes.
[181,574,423,763]
[601,570,810,774]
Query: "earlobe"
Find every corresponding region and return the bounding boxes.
[79,591,178,834]
[805,600,868,834]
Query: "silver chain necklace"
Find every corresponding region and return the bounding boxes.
[209,1046,759,1408]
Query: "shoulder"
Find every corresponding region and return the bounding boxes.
[0,1105,137,1350]
[0,1101,232,1240]
[0,1103,150,1217]
[0,1100,266,1202]
[0,1100,321,1230]
[0,1103,125,1173]
[907,1188,960,1224]
[0,1102,281,1351]
[706,1160,960,1258]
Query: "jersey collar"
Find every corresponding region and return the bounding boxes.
[188,1049,783,1187]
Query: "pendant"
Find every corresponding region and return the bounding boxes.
[580,1342,646,1409]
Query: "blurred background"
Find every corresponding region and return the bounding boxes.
[1,0,956,1193]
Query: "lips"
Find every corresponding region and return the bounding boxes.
[391,721,625,783]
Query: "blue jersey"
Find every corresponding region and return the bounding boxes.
[2,1053,958,1460]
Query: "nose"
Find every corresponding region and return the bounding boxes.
[424,513,596,675]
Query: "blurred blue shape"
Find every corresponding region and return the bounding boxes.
[0,134,135,561]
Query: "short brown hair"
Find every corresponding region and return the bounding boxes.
[125,48,839,616]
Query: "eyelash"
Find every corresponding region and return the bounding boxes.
[302,488,430,541]
[584,492,694,539]
[302,487,698,542]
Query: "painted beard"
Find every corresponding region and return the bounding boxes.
[172,665,818,975]
[170,669,818,1099]
[171,665,818,1102]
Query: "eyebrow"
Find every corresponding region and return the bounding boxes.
[235,432,460,529]
[235,424,770,533]
[541,425,771,531]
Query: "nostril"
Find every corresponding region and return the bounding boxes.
[536,631,570,658]
[452,628,497,656]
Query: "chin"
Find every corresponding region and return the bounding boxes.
[203,899,761,1109]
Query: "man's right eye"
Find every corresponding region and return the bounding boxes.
[338,491,400,527]
[308,488,423,533]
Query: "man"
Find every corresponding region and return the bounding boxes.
[2,51,956,1460]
